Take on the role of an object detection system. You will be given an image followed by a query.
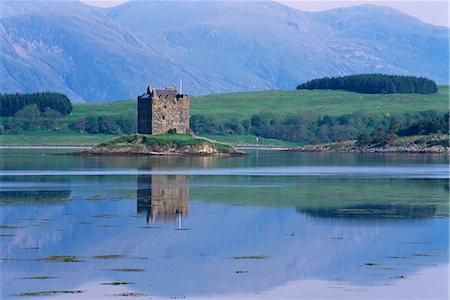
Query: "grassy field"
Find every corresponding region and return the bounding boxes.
[191,87,449,120]
[68,86,449,121]
[0,133,115,146]
[1,87,448,146]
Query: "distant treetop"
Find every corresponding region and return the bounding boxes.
[0,92,72,117]
[296,74,438,94]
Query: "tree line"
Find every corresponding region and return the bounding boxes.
[1,102,448,146]
[297,74,438,94]
[0,92,72,116]
[190,110,449,144]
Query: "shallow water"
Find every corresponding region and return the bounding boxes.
[0,150,448,299]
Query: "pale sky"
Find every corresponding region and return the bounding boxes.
[81,0,449,28]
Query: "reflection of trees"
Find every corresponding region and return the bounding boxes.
[296,204,437,219]
[0,190,71,204]
[137,175,189,223]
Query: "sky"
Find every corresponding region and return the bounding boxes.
[81,0,449,28]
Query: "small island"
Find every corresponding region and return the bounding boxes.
[80,85,244,156]
[81,133,245,156]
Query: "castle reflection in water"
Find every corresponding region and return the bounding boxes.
[137,174,189,224]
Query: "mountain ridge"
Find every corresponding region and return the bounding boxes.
[1,0,448,102]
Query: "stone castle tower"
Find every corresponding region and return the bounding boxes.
[137,85,190,134]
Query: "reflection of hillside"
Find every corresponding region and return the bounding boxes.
[137,175,189,223]
[297,204,437,219]
[0,190,71,204]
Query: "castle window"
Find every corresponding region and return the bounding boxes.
[164,105,167,109]
[162,115,165,120]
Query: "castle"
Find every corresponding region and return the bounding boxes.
[137,85,190,134]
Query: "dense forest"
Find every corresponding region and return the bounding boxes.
[297,74,438,94]
[0,93,73,116]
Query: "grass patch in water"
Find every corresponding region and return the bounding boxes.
[406,241,433,244]
[0,225,21,229]
[230,255,268,260]
[19,276,59,280]
[0,234,17,237]
[235,270,249,273]
[100,282,133,286]
[91,214,116,218]
[92,255,125,259]
[36,256,84,263]
[86,195,107,201]
[391,275,408,279]
[102,268,144,272]
[13,290,83,297]
[364,263,380,266]
[412,253,446,257]
[114,292,147,297]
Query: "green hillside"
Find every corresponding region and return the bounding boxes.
[192,87,449,121]
[1,87,448,147]
[69,86,449,121]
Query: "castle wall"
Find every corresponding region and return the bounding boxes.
[151,95,190,135]
[137,96,152,134]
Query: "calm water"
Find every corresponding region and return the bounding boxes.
[0,150,449,299]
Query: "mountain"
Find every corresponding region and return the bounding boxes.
[1,1,448,102]
[1,1,211,102]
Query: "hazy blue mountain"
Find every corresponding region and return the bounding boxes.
[1,1,448,102]
[307,5,449,83]
[1,1,212,102]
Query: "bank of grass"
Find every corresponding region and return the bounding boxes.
[0,132,114,146]
[98,134,234,150]
[202,134,301,148]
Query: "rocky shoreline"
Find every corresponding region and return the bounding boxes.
[80,144,245,156]
[288,144,449,154]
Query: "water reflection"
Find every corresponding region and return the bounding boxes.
[137,174,189,224]
[297,204,438,219]
[0,150,448,299]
